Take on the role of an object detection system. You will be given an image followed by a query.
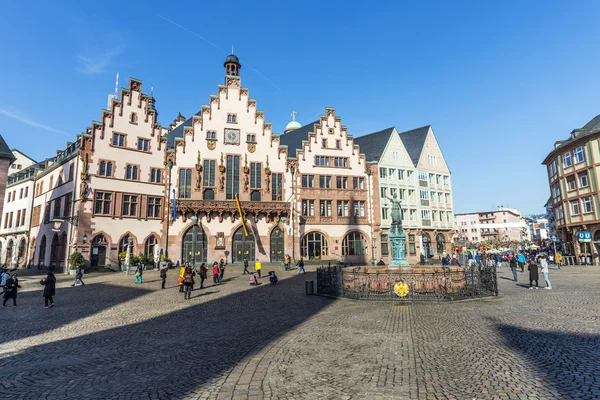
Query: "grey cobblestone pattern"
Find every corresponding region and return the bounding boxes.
[1,265,599,399]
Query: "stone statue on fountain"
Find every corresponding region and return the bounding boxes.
[387,194,409,266]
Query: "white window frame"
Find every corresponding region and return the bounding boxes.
[574,146,585,163]
[563,152,573,167]
[570,200,581,216]
[582,196,593,213]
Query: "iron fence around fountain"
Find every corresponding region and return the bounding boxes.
[315,264,498,302]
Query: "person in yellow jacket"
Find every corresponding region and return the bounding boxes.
[555,253,563,270]
[178,263,187,292]
[254,259,262,278]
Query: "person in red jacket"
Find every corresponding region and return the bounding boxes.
[212,262,220,284]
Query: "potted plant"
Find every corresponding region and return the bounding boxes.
[68,252,85,275]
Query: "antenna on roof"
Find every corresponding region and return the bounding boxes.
[151,86,154,97]
[232,45,234,54]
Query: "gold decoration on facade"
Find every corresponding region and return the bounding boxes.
[264,155,271,193]
[195,150,203,190]
[207,140,216,150]
[243,154,249,192]
[218,152,226,191]
[248,143,256,153]
[79,153,90,202]
[176,199,289,225]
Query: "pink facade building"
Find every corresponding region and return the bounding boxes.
[454,207,528,244]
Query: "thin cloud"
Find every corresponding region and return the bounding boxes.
[77,49,122,75]
[0,108,72,137]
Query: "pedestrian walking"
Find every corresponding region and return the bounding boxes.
[71,268,85,286]
[509,256,518,281]
[219,259,226,281]
[255,259,262,278]
[540,255,552,289]
[183,267,195,300]
[528,261,539,289]
[3,274,21,307]
[178,264,186,292]
[212,262,220,284]
[199,263,207,289]
[243,258,250,274]
[555,253,563,269]
[517,252,526,273]
[296,257,306,274]
[160,267,167,289]
[134,264,144,284]
[40,272,56,308]
[1,267,10,294]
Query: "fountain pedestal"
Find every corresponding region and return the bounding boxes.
[389,224,409,266]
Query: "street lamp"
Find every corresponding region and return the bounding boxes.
[189,214,198,267]
[82,234,88,245]
[551,235,557,261]
[290,166,296,262]
[367,169,375,265]
[165,160,173,258]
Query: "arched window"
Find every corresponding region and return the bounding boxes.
[342,232,367,256]
[17,239,26,259]
[38,235,46,265]
[145,236,158,256]
[6,239,14,263]
[422,233,432,257]
[50,234,59,266]
[119,235,131,254]
[436,233,446,254]
[301,232,329,259]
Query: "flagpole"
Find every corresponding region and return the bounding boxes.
[235,194,248,236]
[165,161,173,258]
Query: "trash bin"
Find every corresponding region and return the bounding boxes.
[305,280,314,295]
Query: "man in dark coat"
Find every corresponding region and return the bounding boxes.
[160,267,167,289]
[528,261,539,289]
[40,272,56,308]
[3,274,21,307]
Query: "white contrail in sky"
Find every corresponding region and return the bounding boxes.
[0,108,72,137]
[156,14,283,92]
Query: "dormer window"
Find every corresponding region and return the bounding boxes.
[130,112,138,124]
[227,113,237,123]
[247,134,256,143]
[206,131,217,140]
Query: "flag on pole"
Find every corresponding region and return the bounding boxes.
[172,188,177,222]
[235,194,248,236]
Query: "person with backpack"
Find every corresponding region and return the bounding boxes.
[219,259,226,281]
[71,267,85,286]
[269,271,278,285]
[296,257,305,274]
[3,274,21,307]
[160,267,167,289]
[183,267,195,299]
[134,264,144,284]
[212,262,220,284]
[243,258,250,274]
[40,272,56,308]
[509,255,518,281]
[199,263,207,289]
[1,267,10,294]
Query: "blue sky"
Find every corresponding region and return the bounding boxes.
[2,0,600,215]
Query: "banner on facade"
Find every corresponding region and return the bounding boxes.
[172,188,177,222]
[235,194,248,236]
[52,219,64,232]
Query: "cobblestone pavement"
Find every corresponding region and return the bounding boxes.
[1,265,599,400]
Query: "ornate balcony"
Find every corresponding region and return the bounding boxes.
[175,199,290,223]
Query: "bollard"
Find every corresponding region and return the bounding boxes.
[305,280,314,295]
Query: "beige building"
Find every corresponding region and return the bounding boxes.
[543,113,600,261]
[354,125,454,264]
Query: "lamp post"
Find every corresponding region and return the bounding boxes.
[367,169,376,265]
[165,160,173,258]
[290,166,296,262]
[190,214,198,267]
[551,235,557,261]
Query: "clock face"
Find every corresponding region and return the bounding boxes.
[224,128,240,145]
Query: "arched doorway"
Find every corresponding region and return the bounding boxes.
[342,232,367,256]
[38,235,46,266]
[17,239,26,265]
[91,234,107,267]
[436,233,446,254]
[422,233,432,258]
[232,226,255,263]
[6,239,13,265]
[301,232,329,260]
[29,238,36,267]
[58,233,67,267]
[182,225,207,265]
[270,227,284,262]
